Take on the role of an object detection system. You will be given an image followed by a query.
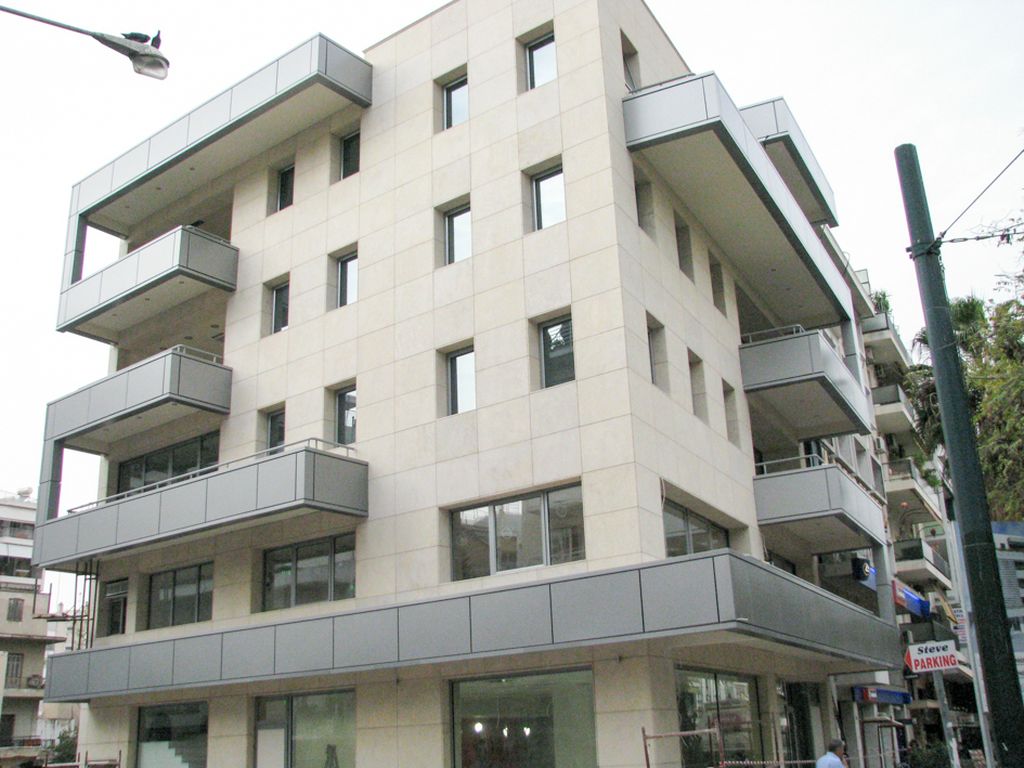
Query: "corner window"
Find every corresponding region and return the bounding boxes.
[262,534,355,611]
[148,563,213,630]
[445,205,472,264]
[526,34,557,89]
[540,316,574,388]
[452,484,584,580]
[336,387,357,445]
[103,580,128,636]
[444,77,469,128]
[139,703,207,768]
[532,167,565,230]
[336,252,358,307]
[272,282,290,333]
[276,165,295,211]
[447,347,476,415]
[256,691,355,768]
[663,500,728,557]
[267,409,286,453]
[341,131,360,178]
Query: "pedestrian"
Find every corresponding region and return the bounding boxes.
[816,739,847,768]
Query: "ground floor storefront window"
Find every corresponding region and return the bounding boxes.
[676,668,763,765]
[453,669,596,768]
[256,691,355,768]
[138,702,207,768]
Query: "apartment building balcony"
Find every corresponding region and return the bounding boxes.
[754,452,886,563]
[894,538,953,590]
[872,383,916,435]
[43,346,231,455]
[863,312,912,368]
[43,551,899,702]
[34,440,368,571]
[3,675,46,699]
[739,326,873,438]
[905,618,957,646]
[623,73,853,329]
[57,226,238,344]
[885,459,943,524]
[740,97,838,227]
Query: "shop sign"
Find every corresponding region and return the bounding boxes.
[905,640,958,672]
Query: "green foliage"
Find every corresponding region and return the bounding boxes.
[872,289,892,314]
[908,742,951,768]
[52,727,77,762]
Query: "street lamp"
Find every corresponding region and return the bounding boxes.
[0,5,168,79]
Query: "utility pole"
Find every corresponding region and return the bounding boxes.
[895,143,1024,768]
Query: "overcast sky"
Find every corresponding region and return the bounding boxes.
[1,0,1022,508]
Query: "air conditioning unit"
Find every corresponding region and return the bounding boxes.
[25,674,43,689]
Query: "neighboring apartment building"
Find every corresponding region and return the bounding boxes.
[993,521,1024,700]
[0,490,61,765]
[33,1,921,765]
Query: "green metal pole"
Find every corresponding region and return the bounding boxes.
[895,143,1024,767]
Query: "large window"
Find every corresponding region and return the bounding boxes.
[336,387,357,445]
[148,563,213,629]
[4,653,22,688]
[256,691,355,768]
[453,669,596,768]
[6,598,23,622]
[452,485,584,580]
[444,77,469,128]
[526,34,557,89]
[663,500,728,557]
[263,534,355,611]
[447,347,476,415]
[445,205,472,264]
[676,668,763,765]
[117,431,220,494]
[532,167,565,230]
[138,703,207,768]
[539,316,574,388]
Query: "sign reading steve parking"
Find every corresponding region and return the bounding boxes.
[905,640,958,672]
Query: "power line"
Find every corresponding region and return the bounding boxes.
[938,145,1024,241]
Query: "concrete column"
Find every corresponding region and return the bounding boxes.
[840,698,866,768]
[872,542,896,624]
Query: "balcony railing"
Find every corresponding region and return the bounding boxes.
[894,538,951,580]
[862,311,912,367]
[906,618,957,645]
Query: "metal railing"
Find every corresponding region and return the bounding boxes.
[755,443,884,504]
[894,538,951,579]
[740,324,806,344]
[67,438,352,515]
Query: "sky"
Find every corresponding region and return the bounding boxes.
[1,0,1022,512]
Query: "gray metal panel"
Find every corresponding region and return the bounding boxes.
[175,356,231,408]
[46,653,90,699]
[76,504,119,554]
[111,142,150,188]
[38,516,79,563]
[323,39,373,106]
[135,230,180,284]
[222,627,275,679]
[48,389,91,438]
[78,164,114,209]
[470,585,552,652]
[275,618,333,674]
[277,40,316,90]
[313,453,369,513]
[98,256,141,304]
[128,641,174,689]
[172,634,222,684]
[86,374,129,424]
[183,229,239,287]
[125,355,170,408]
[116,494,161,543]
[714,555,737,621]
[257,452,298,508]
[640,558,721,631]
[334,609,398,668]
[62,273,102,324]
[550,570,643,643]
[231,64,278,118]
[399,598,471,660]
[159,480,208,533]
[207,465,259,521]
[148,117,190,166]
[87,648,130,693]
[187,92,232,144]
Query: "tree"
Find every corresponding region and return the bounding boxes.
[904,269,1024,520]
[52,726,78,763]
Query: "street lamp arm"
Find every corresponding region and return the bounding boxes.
[0,4,92,36]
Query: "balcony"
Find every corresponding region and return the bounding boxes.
[44,551,899,702]
[43,346,231,454]
[623,73,853,329]
[894,539,953,589]
[863,312,912,368]
[34,441,368,571]
[57,227,237,344]
[740,97,837,227]
[3,674,46,698]
[754,452,886,562]
[740,327,872,438]
[886,459,943,524]
[872,384,916,435]
[905,618,957,645]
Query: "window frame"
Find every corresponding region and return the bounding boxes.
[444,205,472,265]
[340,131,360,179]
[443,76,469,129]
[532,166,565,230]
[271,282,290,333]
[138,702,208,768]
[147,562,214,630]
[663,499,729,558]
[451,483,585,580]
[103,579,128,636]
[266,409,286,453]
[335,386,357,445]
[539,315,575,388]
[447,347,476,415]
[261,534,356,611]
[6,598,23,622]
[336,252,358,307]
[117,431,220,494]
[4,652,23,687]
[526,33,557,89]
[255,690,355,768]
[276,165,295,211]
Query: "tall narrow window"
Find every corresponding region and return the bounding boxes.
[526,34,557,89]
[256,692,355,768]
[341,131,360,178]
[276,165,295,211]
[723,380,740,446]
[336,387,357,445]
[621,33,640,91]
[688,350,708,423]
[336,252,358,307]
[444,77,469,128]
[533,167,565,230]
[540,316,574,388]
[272,282,289,333]
[448,348,476,415]
[267,409,286,453]
[445,206,472,264]
[647,315,667,391]
[709,253,727,315]
[674,214,694,279]
[634,169,655,237]
[4,653,22,688]
[103,580,128,636]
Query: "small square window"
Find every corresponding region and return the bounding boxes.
[341,132,360,178]
[276,165,294,211]
[533,167,565,230]
[540,316,574,388]
[445,206,472,264]
[527,34,557,89]
[271,282,289,333]
[444,77,469,129]
[336,387,357,445]
[267,409,286,453]
[336,253,358,307]
[447,347,476,415]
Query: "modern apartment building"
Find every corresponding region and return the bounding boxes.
[33,0,920,765]
[993,521,1024,701]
